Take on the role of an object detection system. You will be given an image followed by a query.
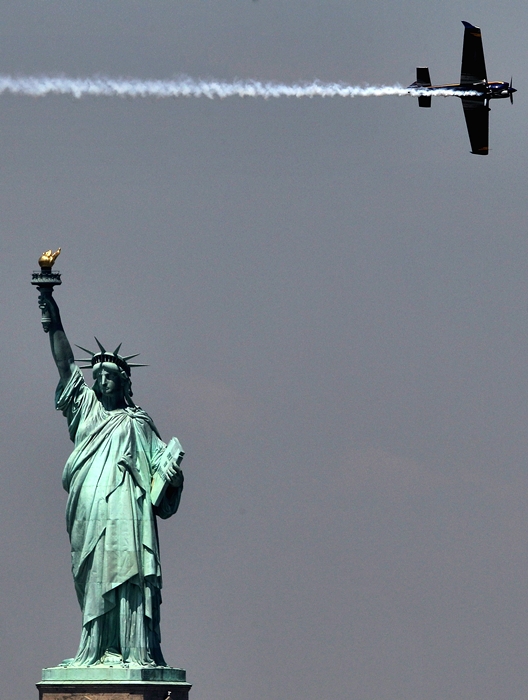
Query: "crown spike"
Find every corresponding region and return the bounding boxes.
[75,344,95,356]
[74,338,146,375]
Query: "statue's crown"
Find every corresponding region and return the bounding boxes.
[75,338,147,377]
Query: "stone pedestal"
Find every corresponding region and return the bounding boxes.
[37,666,191,700]
[37,682,191,700]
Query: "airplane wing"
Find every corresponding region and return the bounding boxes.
[461,98,489,154]
[460,21,487,84]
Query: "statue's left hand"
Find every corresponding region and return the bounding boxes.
[164,462,184,489]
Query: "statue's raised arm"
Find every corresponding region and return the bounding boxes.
[39,290,75,383]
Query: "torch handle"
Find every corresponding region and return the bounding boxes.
[31,257,62,334]
[37,286,54,333]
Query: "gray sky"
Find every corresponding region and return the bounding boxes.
[1,1,528,698]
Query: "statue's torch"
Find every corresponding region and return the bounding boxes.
[31,248,62,332]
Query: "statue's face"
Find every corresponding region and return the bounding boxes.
[95,364,122,397]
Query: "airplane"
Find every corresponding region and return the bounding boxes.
[408,21,516,155]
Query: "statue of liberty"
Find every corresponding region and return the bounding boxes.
[36,258,184,669]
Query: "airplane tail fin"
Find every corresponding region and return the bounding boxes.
[416,67,431,87]
[408,67,432,107]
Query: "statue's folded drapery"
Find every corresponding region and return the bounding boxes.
[56,366,182,667]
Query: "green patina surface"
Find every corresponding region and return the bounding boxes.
[35,269,186,672]
[41,666,187,682]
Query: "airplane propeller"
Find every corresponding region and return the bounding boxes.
[510,76,515,104]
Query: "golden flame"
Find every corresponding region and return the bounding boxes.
[38,248,61,269]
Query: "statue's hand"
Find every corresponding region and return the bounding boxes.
[164,462,184,489]
[38,291,60,324]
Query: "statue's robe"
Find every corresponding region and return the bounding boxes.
[56,366,182,666]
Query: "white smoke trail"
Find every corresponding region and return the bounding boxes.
[0,75,481,100]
